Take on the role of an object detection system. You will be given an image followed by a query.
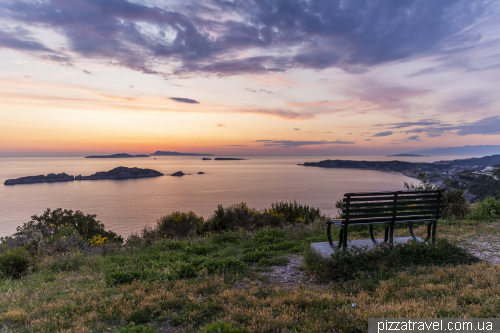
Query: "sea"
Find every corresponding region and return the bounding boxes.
[0,155,468,238]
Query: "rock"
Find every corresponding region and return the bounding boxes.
[170,171,185,177]
[202,158,212,160]
[197,172,204,174]
[4,173,74,185]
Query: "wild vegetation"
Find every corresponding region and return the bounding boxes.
[0,194,499,332]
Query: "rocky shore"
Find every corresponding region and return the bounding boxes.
[4,167,163,185]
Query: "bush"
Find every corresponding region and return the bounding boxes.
[468,197,500,220]
[441,189,470,219]
[0,247,30,278]
[157,211,204,239]
[196,203,259,235]
[12,208,122,249]
[305,238,479,283]
[200,320,248,333]
[253,227,285,245]
[269,200,322,223]
[105,271,144,286]
[44,253,85,272]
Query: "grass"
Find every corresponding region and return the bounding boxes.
[1,218,499,332]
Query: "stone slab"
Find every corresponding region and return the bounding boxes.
[311,237,422,258]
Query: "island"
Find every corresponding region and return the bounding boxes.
[202,158,212,160]
[75,167,163,180]
[150,151,213,156]
[214,158,246,160]
[4,173,74,185]
[302,154,500,202]
[387,154,427,157]
[170,171,185,177]
[85,153,149,158]
[5,167,163,185]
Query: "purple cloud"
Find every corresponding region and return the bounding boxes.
[170,97,199,104]
[0,0,491,76]
[255,139,355,148]
[372,131,393,137]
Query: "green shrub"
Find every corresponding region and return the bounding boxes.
[157,211,204,239]
[211,230,246,245]
[441,189,470,219]
[468,197,500,220]
[105,271,143,286]
[269,200,322,223]
[117,323,159,333]
[305,238,480,283]
[253,227,285,244]
[256,257,289,267]
[200,320,248,333]
[196,203,259,235]
[44,253,85,272]
[242,251,270,263]
[153,240,186,251]
[0,247,30,278]
[15,208,122,245]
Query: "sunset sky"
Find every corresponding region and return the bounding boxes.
[1,0,499,156]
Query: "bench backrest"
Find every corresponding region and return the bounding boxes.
[341,190,444,225]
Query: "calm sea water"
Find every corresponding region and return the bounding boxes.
[0,155,466,238]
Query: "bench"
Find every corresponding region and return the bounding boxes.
[327,190,444,249]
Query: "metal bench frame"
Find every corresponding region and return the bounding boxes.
[327,190,444,249]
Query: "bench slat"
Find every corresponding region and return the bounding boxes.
[346,215,438,224]
[345,190,442,196]
[346,210,438,219]
[347,205,441,214]
[331,219,433,226]
[347,200,442,208]
[344,194,440,202]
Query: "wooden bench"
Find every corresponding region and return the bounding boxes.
[327,190,444,249]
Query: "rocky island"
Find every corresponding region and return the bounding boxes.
[151,151,213,156]
[85,153,149,158]
[214,158,246,160]
[5,167,163,185]
[75,167,163,180]
[387,154,426,157]
[4,173,75,185]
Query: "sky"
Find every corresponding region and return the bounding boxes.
[0,0,499,156]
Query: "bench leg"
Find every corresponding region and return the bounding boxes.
[384,224,390,243]
[432,219,437,244]
[389,221,395,245]
[327,223,335,248]
[369,224,378,244]
[342,225,348,250]
[337,225,344,249]
[408,222,417,240]
[425,221,432,242]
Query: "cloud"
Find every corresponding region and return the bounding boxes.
[294,128,300,130]
[365,139,372,141]
[217,123,225,127]
[170,97,200,104]
[254,139,355,148]
[82,70,92,75]
[0,26,72,64]
[372,131,393,137]
[407,135,420,141]
[1,0,491,76]
[380,119,442,129]
[227,144,247,147]
[443,116,500,135]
